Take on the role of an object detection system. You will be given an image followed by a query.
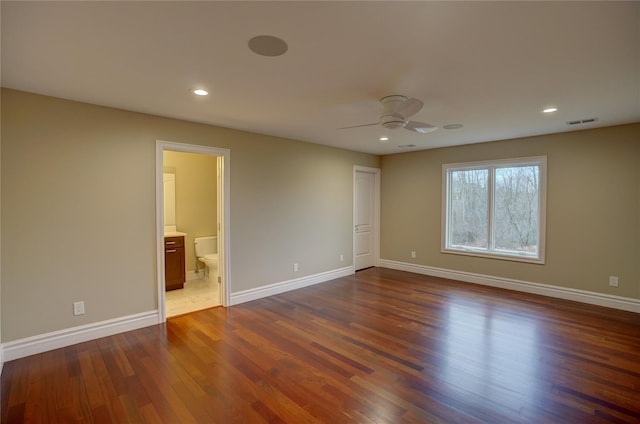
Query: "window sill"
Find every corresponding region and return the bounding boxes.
[441,248,545,265]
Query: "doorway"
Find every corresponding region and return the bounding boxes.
[353,166,380,271]
[156,141,230,322]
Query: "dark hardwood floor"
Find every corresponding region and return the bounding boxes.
[2,267,639,423]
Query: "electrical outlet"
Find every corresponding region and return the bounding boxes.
[293,263,299,272]
[609,276,619,287]
[411,251,416,259]
[340,254,344,262]
[73,301,85,316]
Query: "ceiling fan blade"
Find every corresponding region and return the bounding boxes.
[404,121,438,134]
[395,98,424,118]
[337,122,378,130]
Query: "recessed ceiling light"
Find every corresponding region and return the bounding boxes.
[193,89,209,96]
[248,35,288,57]
[379,136,389,142]
[543,107,558,113]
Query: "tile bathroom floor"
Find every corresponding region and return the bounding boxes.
[166,276,221,317]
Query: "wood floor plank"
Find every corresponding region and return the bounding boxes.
[2,267,639,423]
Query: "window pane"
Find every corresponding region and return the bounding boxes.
[493,165,539,255]
[448,169,488,249]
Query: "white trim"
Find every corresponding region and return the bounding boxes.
[216,154,231,308]
[353,166,381,271]
[380,259,640,313]
[2,311,160,362]
[230,266,354,305]
[156,140,231,324]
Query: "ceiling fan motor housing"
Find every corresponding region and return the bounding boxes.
[380,95,408,113]
[379,95,409,129]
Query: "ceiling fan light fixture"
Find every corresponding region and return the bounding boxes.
[380,114,406,129]
[381,120,406,129]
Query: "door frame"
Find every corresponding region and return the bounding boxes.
[155,140,231,322]
[353,166,381,271]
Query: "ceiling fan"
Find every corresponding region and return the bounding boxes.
[339,95,438,134]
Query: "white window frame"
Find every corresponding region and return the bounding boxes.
[441,156,547,264]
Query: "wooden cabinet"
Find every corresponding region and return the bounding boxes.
[164,236,185,291]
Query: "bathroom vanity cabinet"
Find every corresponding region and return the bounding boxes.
[164,235,185,291]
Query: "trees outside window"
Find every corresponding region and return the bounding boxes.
[443,157,546,263]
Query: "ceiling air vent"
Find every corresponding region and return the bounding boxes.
[567,117,598,126]
[398,144,417,148]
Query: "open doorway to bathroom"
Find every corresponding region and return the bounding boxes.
[156,141,230,321]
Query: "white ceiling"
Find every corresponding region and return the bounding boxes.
[2,1,639,155]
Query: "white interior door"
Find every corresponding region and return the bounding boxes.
[354,168,379,271]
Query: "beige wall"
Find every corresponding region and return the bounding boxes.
[381,124,640,299]
[163,151,217,273]
[3,86,636,345]
[1,88,379,342]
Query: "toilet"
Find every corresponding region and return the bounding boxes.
[194,236,218,282]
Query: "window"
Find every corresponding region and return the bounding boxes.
[442,156,546,263]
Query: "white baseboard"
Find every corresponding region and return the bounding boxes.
[2,310,160,362]
[231,266,354,305]
[380,259,640,313]
[0,266,353,364]
[4,262,633,365]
